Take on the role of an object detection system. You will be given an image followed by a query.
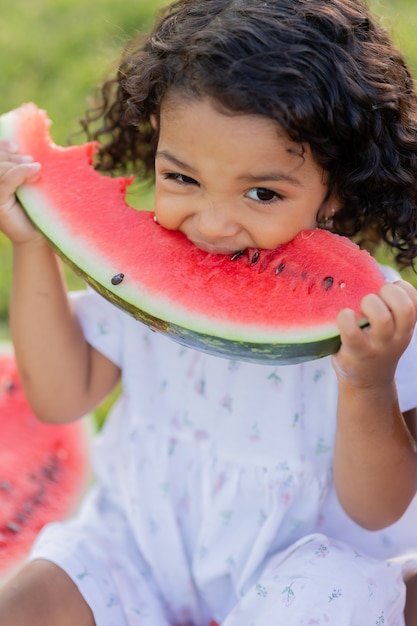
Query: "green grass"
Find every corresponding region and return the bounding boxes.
[0,0,167,142]
[0,0,416,330]
[373,0,417,73]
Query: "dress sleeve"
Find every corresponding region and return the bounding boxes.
[380,265,417,412]
[69,288,124,368]
[395,330,417,412]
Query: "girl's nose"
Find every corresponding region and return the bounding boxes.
[195,201,240,239]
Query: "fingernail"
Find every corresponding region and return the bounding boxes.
[28,162,41,171]
[18,155,34,163]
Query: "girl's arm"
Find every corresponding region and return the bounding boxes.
[0,144,120,423]
[332,281,417,530]
[404,408,417,443]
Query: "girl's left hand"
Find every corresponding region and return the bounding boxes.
[333,280,417,388]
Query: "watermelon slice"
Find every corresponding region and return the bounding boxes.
[0,103,386,364]
[0,344,90,580]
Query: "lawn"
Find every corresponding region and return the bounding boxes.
[0,0,416,336]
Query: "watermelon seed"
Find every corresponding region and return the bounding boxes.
[323,276,334,290]
[231,250,245,261]
[42,458,59,482]
[111,273,125,285]
[251,251,260,265]
[0,480,11,492]
[4,379,16,393]
[6,521,20,533]
[275,263,285,275]
[32,488,46,505]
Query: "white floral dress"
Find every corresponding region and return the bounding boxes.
[30,282,417,626]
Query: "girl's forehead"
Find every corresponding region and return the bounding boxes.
[157,94,324,178]
[160,92,303,153]
[160,91,286,136]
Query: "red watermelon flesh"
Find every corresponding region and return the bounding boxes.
[0,345,90,579]
[0,103,386,364]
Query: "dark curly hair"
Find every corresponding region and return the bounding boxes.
[82,0,417,268]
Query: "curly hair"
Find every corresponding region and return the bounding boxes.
[81,0,417,268]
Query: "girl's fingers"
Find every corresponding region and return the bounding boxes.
[0,139,18,152]
[377,282,417,336]
[392,280,417,309]
[0,150,34,164]
[0,160,42,243]
[359,291,395,340]
[0,139,35,164]
[0,162,41,218]
[21,161,41,182]
[337,282,417,356]
[0,160,41,188]
[336,307,366,349]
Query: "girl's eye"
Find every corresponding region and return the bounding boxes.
[247,187,279,203]
[165,173,199,186]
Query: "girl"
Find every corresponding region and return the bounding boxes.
[1,0,417,624]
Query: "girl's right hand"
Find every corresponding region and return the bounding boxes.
[0,140,43,244]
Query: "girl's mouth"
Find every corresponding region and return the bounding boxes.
[191,239,242,256]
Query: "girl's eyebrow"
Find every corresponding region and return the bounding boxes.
[156,149,302,186]
[237,172,302,186]
[156,150,198,174]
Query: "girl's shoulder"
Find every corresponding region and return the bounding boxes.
[379,264,402,283]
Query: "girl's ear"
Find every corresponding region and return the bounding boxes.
[325,190,342,216]
[317,194,342,229]
[150,114,158,130]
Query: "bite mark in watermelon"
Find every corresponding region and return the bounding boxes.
[0,344,90,580]
[0,103,386,364]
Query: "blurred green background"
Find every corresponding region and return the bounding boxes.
[0,0,417,339]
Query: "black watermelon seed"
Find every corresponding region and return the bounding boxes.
[32,489,45,505]
[231,250,245,261]
[275,263,286,275]
[5,380,16,393]
[323,276,334,290]
[111,273,125,285]
[42,463,58,482]
[6,521,20,533]
[250,251,260,265]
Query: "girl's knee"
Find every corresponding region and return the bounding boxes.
[405,571,417,626]
[0,559,95,626]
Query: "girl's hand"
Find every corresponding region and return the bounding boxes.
[333,280,417,388]
[0,140,43,244]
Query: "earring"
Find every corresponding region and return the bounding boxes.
[317,208,335,230]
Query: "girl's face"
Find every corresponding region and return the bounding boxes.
[154,95,339,254]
